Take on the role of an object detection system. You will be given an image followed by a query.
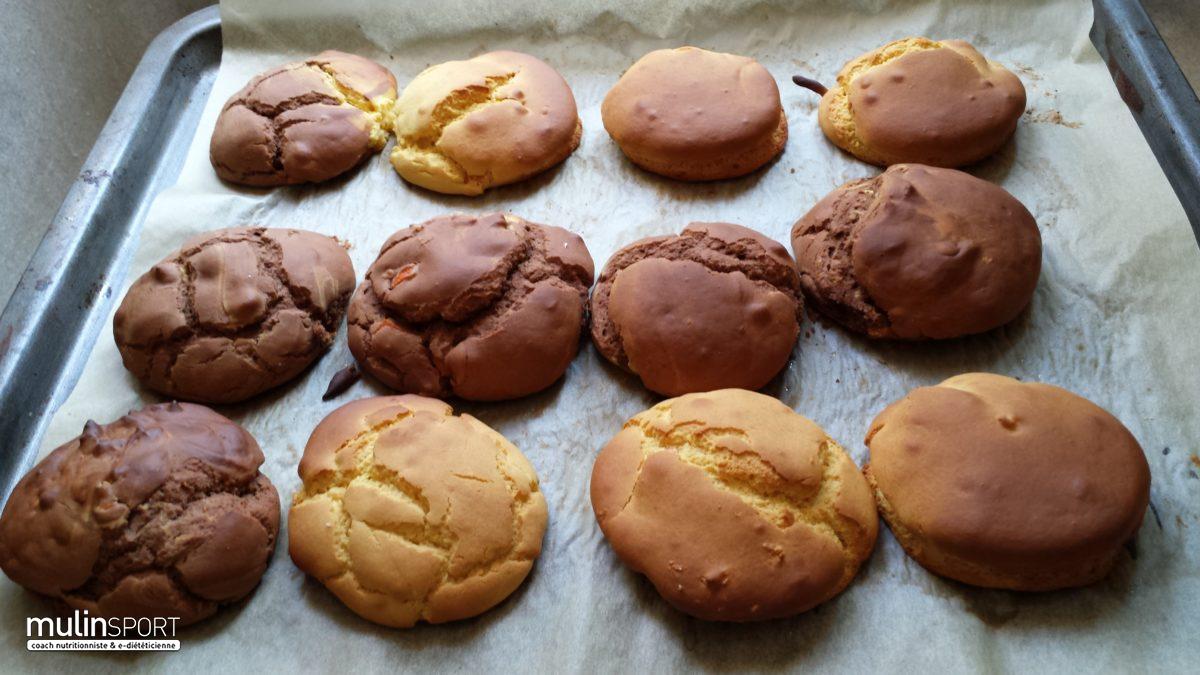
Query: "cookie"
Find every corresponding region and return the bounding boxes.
[591,389,878,621]
[590,222,801,396]
[210,50,396,186]
[114,227,356,404]
[389,51,581,195]
[864,373,1151,590]
[289,395,547,627]
[791,164,1041,339]
[347,213,593,400]
[804,38,1025,167]
[602,47,787,180]
[0,403,279,625]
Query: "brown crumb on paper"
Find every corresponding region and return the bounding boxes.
[1026,109,1082,128]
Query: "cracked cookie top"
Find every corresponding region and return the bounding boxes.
[389,51,581,195]
[865,373,1150,591]
[590,388,878,621]
[114,227,356,404]
[210,50,397,186]
[347,213,594,401]
[0,402,280,626]
[791,164,1041,340]
[288,395,547,627]
[590,222,801,396]
[602,47,787,181]
[817,38,1025,167]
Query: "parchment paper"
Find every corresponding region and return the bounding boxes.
[4,0,1198,671]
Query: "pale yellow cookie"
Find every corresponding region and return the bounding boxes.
[591,389,878,621]
[289,395,547,627]
[389,51,580,195]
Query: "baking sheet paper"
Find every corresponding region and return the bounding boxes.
[4,0,1199,671]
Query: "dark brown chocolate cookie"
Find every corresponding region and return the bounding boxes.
[347,213,594,401]
[590,222,802,396]
[114,227,356,404]
[0,403,280,626]
[792,164,1041,340]
[210,50,396,186]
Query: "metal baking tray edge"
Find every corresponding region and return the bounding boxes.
[0,5,221,501]
[1,0,1198,504]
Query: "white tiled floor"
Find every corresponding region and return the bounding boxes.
[0,1,1195,311]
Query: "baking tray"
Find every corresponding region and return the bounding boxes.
[0,6,220,501]
[0,0,1196,510]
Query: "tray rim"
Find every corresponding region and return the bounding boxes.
[1092,0,1200,242]
[0,5,222,501]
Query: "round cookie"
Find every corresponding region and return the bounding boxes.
[602,47,787,180]
[389,51,581,195]
[591,389,878,621]
[813,37,1025,167]
[864,373,1151,591]
[210,50,397,186]
[114,227,356,404]
[347,213,594,401]
[0,403,280,626]
[289,395,548,627]
[590,222,801,396]
[791,164,1041,339]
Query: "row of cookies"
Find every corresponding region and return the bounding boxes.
[209,36,1025,194]
[0,375,1149,626]
[109,161,1040,407]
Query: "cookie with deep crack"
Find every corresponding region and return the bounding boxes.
[805,38,1024,167]
[210,50,396,186]
[591,388,878,621]
[389,51,581,195]
[289,395,548,627]
[347,213,594,400]
[864,373,1151,591]
[602,47,787,180]
[590,222,802,396]
[114,227,356,404]
[0,402,280,626]
[791,164,1041,339]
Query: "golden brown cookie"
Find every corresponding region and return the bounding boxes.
[210,50,396,186]
[791,164,1041,339]
[0,403,279,626]
[347,213,594,400]
[289,395,547,627]
[602,47,787,180]
[807,38,1025,167]
[389,51,581,195]
[114,227,356,404]
[590,222,801,396]
[591,389,878,621]
[864,373,1151,591]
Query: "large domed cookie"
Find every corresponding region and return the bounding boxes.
[0,403,280,625]
[602,47,787,180]
[210,50,396,186]
[347,213,594,401]
[389,51,581,195]
[591,389,878,621]
[288,395,548,627]
[114,227,356,404]
[791,164,1041,339]
[812,38,1025,167]
[864,373,1151,590]
[590,222,801,396]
